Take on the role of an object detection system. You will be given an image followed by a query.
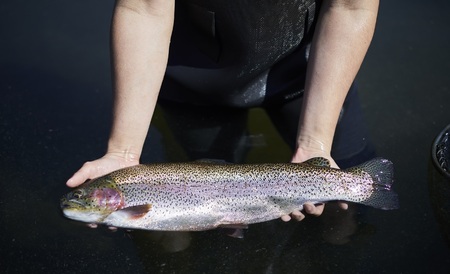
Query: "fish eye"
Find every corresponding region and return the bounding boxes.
[73,189,84,199]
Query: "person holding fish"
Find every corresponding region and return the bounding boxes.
[66,0,380,222]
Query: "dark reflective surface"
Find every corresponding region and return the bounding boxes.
[1,0,450,273]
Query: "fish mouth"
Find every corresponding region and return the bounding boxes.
[60,197,87,210]
[60,198,106,223]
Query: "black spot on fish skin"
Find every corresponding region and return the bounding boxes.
[92,160,399,231]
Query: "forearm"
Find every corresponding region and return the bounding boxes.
[108,0,174,159]
[293,0,379,162]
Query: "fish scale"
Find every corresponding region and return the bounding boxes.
[61,157,399,231]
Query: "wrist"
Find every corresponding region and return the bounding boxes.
[292,135,332,163]
[106,140,142,163]
[292,136,339,168]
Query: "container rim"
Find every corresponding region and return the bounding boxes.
[431,123,450,179]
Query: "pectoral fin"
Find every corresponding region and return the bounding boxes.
[115,204,152,220]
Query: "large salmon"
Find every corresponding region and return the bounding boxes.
[60,157,399,231]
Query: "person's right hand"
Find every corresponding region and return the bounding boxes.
[66,152,140,188]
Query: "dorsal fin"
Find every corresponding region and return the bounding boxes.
[303,157,331,167]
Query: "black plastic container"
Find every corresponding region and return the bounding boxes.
[429,124,450,247]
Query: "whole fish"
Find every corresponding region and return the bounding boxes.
[60,157,399,231]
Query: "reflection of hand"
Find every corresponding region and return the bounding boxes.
[280,147,348,222]
[66,152,140,188]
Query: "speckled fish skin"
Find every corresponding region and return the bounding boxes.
[60,157,399,231]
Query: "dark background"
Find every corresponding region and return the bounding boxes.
[1,0,450,273]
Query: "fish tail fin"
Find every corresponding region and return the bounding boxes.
[348,158,399,210]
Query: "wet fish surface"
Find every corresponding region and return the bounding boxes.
[60,157,399,231]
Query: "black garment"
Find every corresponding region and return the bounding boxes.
[161,0,318,107]
[157,0,375,166]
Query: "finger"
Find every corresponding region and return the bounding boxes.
[290,210,306,221]
[338,202,348,210]
[304,203,325,216]
[66,174,84,188]
[66,171,89,187]
[281,214,292,222]
[281,215,292,222]
[108,226,118,232]
[66,162,94,187]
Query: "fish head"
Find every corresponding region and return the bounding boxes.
[60,176,124,224]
